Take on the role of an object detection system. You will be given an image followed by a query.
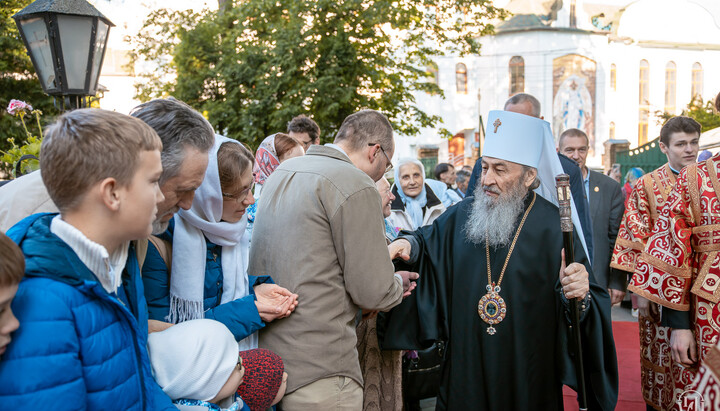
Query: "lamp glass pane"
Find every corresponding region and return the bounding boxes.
[87,20,109,94]
[57,14,92,90]
[19,17,55,90]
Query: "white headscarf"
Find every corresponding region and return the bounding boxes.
[170,134,256,350]
[394,158,427,229]
[148,319,238,401]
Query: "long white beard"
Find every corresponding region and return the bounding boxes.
[464,181,528,248]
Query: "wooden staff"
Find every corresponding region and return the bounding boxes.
[556,174,588,411]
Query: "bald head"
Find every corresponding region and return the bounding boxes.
[504,93,541,118]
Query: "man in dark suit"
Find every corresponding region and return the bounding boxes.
[558,128,626,306]
[467,93,594,259]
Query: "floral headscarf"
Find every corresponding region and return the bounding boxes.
[253,134,280,185]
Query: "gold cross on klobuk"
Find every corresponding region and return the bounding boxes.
[493,119,502,133]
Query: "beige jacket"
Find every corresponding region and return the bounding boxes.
[248,145,404,394]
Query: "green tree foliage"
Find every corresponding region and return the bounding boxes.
[657,96,720,134]
[129,0,505,148]
[0,0,58,158]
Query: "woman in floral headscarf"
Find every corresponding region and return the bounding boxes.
[246,133,304,235]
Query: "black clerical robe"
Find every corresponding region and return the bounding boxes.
[377,193,618,410]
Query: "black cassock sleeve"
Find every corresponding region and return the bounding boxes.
[377,207,456,351]
[557,229,619,411]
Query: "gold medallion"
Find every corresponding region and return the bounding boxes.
[479,193,535,335]
[478,284,507,335]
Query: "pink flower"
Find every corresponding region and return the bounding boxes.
[7,99,33,116]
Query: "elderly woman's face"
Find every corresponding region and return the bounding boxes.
[399,163,424,198]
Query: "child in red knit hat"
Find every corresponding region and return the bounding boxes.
[236,348,287,411]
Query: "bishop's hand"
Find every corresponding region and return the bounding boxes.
[559,249,589,300]
[396,270,419,298]
[389,239,412,261]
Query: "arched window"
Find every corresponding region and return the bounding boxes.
[691,62,703,101]
[609,121,615,140]
[610,63,616,91]
[427,62,439,86]
[638,60,649,145]
[665,61,676,114]
[509,56,524,96]
[456,63,467,94]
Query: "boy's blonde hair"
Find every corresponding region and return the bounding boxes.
[41,109,163,212]
[0,233,24,287]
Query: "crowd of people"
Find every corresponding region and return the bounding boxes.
[0,91,718,411]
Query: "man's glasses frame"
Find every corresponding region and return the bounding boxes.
[368,143,393,173]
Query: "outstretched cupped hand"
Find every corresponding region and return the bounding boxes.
[254,283,299,322]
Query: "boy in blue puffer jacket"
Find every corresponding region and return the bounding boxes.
[0,109,176,410]
[0,232,23,360]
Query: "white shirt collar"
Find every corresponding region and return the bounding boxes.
[325,143,349,158]
[50,215,128,294]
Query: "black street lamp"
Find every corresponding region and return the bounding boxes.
[13,0,115,110]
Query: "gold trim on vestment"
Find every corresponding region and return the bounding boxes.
[626,284,690,311]
[640,357,666,373]
[616,237,644,251]
[646,174,661,222]
[705,344,720,379]
[688,163,701,226]
[640,252,692,279]
[690,225,720,253]
[610,261,635,273]
[690,251,720,303]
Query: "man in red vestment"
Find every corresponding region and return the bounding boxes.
[613,116,700,410]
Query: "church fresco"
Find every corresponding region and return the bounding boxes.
[552,54,597,155]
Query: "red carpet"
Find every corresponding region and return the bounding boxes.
[563,321,646,410]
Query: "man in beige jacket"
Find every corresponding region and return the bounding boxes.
[248,109,418,410]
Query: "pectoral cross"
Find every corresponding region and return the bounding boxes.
[493,118,502,133]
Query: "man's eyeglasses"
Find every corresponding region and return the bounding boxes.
[368,143,393,173]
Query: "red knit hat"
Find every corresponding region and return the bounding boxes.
[236,348,285,411]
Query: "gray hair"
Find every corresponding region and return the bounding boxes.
[504,93,542,118]
[456,169,471,184]
[130,98,215,184]
[395,157,426,183]
[522,165,541,190]
[334,109,393,153]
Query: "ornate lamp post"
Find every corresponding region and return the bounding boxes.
[13,0,114,110]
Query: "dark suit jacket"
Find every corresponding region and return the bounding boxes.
[588,170,626,291]
[467,155,594,259]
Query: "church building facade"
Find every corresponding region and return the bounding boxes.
[396,0,720,170]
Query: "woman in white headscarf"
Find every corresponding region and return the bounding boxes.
[160,135,298,350]
[386,157,446,232]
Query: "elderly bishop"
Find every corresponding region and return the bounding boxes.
[378,110,618,410]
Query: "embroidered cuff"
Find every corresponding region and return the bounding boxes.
[560,291,592,323]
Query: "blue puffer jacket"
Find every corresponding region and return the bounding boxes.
[142,218,270,340]
[0,213,176,410]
